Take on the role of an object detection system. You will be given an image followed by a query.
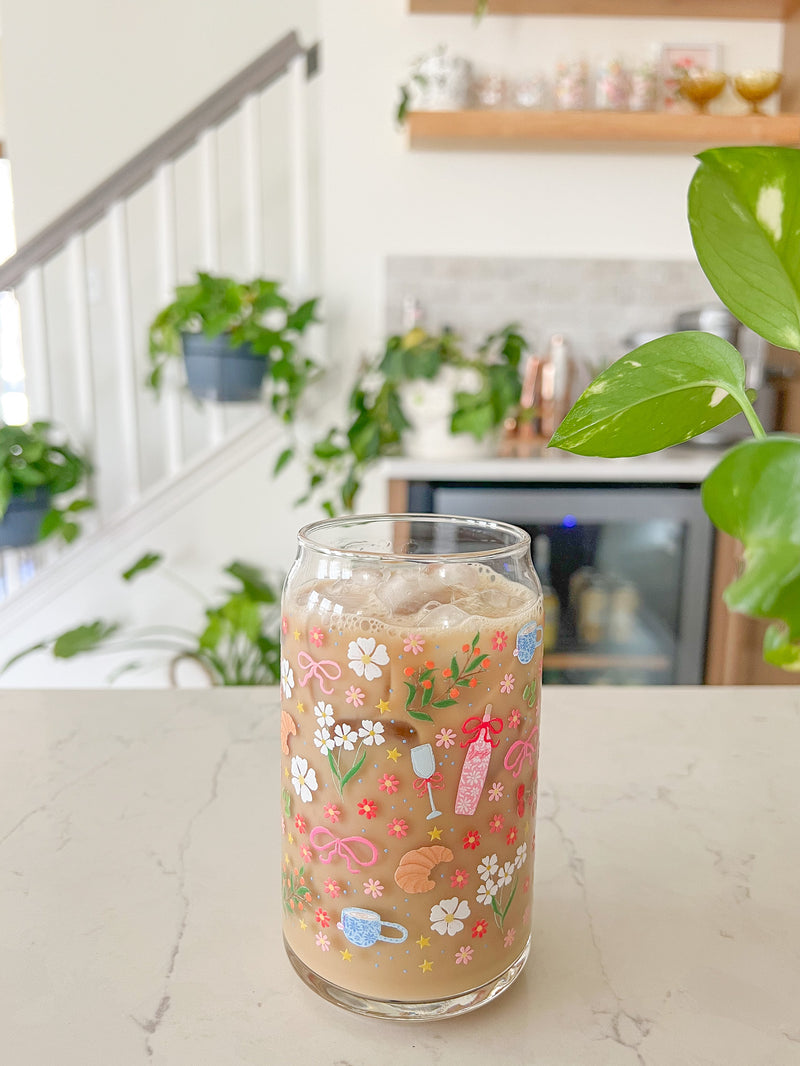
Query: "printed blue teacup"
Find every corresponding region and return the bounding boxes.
[340,907,408,948]
[514,620,544,664]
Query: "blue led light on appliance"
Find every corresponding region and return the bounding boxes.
[562,514,577,528]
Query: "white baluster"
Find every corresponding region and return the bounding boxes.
[198,128,225,446]
[107,201,142,501]
[154,162,184,476]
[241,93,264,277]
[1,549,23,598]
[66,234,96,452]
[19,267,51,420]
[288,53,310,295]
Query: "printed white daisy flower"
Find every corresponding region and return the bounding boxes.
[313,726,335,755]
[290,756,318,803]
[515,842,528,869]
[280,658,295,699]
[497,861,515,889]
[314,701,335,728]
[347,636,390,681]
[476,881,498,906]
[358,719,385,746]
[333,722,357,750]
[429,896,471,937]
[477,854,499,882]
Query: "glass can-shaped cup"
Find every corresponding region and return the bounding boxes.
[280,514,544,1019]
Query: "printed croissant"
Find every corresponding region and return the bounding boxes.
[280,710,297,755]
[394,845,454,894]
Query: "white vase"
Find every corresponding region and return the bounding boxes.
[398,367,499,461]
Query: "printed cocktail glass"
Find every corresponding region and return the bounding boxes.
[280,514,543,1019]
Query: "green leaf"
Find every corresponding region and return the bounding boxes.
[122,552,163,581]
[405,681,416,708]
[0,467,13,518]
[549,332,750,457]
[465,653,488,673]
[763,624,800,670]
[340,749,367,789]
[2,640,48,674]
[273,446,294,475]
[431,698,458,709]
[52,621,119,658]
[422,684,434,706]
[225,561,277,603]
[327,749,342,789]
[408,709,434,722]
[689,146,800,350]
[702,436,800,663]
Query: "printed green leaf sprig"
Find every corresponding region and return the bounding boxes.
[403,632,489,722]
[550,146,800,670]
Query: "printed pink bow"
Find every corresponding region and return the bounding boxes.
[460,714,503,748]
[296,651,342,695]
[413,772,445,796]
[504,724,539,779]
[309,826,378,873]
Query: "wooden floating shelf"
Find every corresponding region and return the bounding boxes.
[409,1,800,19]
[406,110,800,149]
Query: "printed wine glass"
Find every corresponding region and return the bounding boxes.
[410,742,442,819]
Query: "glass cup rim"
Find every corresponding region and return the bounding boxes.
[298,512,531,562]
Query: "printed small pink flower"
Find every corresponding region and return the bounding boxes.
[472,919,488,939]
[323,877,341,898]
[315,932,330,951]
[492,630,507,651]
[294,814,307,834]
[455,945,474,965]
[506,825,518,846]
[309,625,324,647]
[523,905,530,924]
[324,802,341,823]
[435,728,456,749]
[489,813,504,834]
[500,673,516,694]
[387,817,409,839]
[358,798,378,820]
[345,685,365,708]
[450,868,469,888]
[488,781,504,802]
[300,844,313,862]
[403,634,425,654]
[281,815,286,836]
[315,908,330,928]
[462,829,481,851]
[363,878,384,899]
[281,616,289,634]
[508,708,521,728]
[378,773,400,795]
[523,876,531,893]
[504,928,516,948]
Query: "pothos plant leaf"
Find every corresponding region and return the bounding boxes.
[689,147,800,351]
[701,436,800,669]
[549,331,752,457]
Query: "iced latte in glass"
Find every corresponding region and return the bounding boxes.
[280,515,543,1018]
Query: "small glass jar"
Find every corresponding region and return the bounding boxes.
[473,71,507,109]
[280,514,543,1019]
[554,58,589,110]
[595,58,630,111]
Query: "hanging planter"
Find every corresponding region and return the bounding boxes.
[181,333,268,403]
[0,488,52,549]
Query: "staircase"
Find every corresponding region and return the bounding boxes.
[0,31,320,604]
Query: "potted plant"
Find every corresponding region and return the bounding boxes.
[279,322,529,515]
[4,553,282,685]
[0,421,93,548]
[551,145,800,670]
[147,272,321,413]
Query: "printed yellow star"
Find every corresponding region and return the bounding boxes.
[340,948,353,962]
[419,959,433,973]
[427,825,443,841]
[296,699,305,714]
[415,934,431,949]
[299,918,308,931]
[284,852,290,865]
[284,766,290,778]
[375,698,390,716]
[287,832,294,845]
[385,747,402,763]
[294,629,301,641]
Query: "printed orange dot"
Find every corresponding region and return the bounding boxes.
[404,667,414,676]
[298,902,304,911]
[422,680,432,689]
[469,678,478,688]
[443,668,453,678]
[462,644,470,652]
[425,660,435,669]
[481,659,490,669]
[450,688,459,698]
[474,647,481,655]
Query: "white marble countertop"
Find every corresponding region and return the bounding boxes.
[2,686,799,1065]
[381,447,726,484]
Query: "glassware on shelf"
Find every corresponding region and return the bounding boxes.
[628,62,658,112]
[513,73,548,110]
[595,58,630,111]
[677,69,727,114]
[473,72,507,109]
[732,69,782,114]
[554,59,589,111]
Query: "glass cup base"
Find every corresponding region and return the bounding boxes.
[283,935,531,1021]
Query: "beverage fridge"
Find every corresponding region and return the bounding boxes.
[405,481,715,685]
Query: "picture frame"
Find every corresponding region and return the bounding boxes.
[660,43,722,111]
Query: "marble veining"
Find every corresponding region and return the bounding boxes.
[1,687,799,1065]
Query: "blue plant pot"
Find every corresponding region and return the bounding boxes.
[182,333,269,403]
[0,488,51,549]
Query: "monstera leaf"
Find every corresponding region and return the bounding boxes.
[702,437,800,669]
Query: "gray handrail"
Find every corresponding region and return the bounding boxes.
[0,31,315,291]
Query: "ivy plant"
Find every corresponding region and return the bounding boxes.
[551,145,800,670]
[278,323,528,516]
